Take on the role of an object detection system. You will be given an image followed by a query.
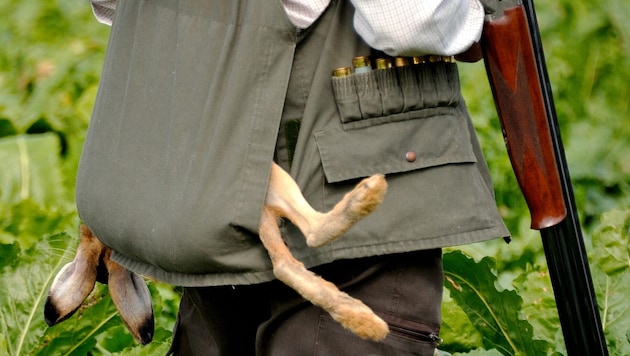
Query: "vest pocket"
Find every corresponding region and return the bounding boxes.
[397,65,423,111]
[331,75,362,123]
[374,67,404,115]
[354,72,383,119]
[314,107,477,184]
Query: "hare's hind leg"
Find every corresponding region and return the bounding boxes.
[265,162,387,248]
[258,207,389,341]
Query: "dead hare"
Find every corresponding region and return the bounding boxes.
[45,162,388,344]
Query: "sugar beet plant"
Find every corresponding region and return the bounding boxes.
[1,0,629,354]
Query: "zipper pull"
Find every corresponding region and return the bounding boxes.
[429,333,444,346]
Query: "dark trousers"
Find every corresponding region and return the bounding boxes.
[168,249,443,356]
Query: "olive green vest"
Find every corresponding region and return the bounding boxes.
[76,0,509,286]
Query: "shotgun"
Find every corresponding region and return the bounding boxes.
[479,0,609,354]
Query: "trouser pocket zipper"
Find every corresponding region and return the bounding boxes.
[388,324,443,346]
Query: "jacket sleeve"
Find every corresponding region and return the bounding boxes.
[88,0,117,26]
[350,0,485,57]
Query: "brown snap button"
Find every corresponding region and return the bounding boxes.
[405,151,417,162]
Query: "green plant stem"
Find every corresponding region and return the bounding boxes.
[62,311,118,356]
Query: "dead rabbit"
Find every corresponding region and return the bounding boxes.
[45,162,388,344]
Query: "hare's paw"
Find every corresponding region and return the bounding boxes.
[307,174,387,247]
[343,174,387,219]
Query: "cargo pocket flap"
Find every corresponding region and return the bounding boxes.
[314,108,477,183]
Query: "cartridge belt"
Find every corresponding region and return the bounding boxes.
[411,55,456,65]
[331,55,461,126]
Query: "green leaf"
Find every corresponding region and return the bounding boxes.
[591,209,630,353]
[512,265,561,348]
[36,285,124,356]
[593,265,630,354]
[5,231,154,356]
[0,334,8,355]
[0,233,75,356]
[112,328,173,356]
[91,283,179,355]
[0,133,69,208]
[0,242,20,269]
[0,230,144,356]
[441,294,484,353]
[2,198,78,250]
[592,209,630,276]
[452,349,503,356]
[0,133,77,250]
[443,251,551,355]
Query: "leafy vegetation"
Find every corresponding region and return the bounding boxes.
[1,0,629,354]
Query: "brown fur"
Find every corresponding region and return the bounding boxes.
[45,226,155,344]
[45,162,388,343]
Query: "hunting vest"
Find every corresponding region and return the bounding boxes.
[76,0,509,286]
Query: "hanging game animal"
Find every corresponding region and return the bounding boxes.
[45,162,389,344]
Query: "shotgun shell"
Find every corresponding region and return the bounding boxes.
[394,57,410,67]
[375,58,392,70]
[425,55,456,63]
[332,67,352,77]
[412,56,426,64]
[352,55,372,73]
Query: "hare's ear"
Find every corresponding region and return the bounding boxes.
[45,225,104,326]
[105,250,155,345]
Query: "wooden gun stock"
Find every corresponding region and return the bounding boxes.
[481,5,567,229]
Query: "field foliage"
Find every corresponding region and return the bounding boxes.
[1,0,629,354]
